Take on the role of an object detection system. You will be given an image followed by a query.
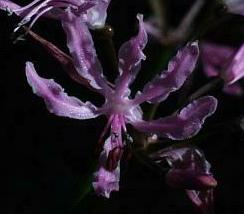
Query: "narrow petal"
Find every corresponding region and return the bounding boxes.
[25,62,99,120]
[0,0,95,31]
[0,0,61,32]
[93,137,120,198]
[200,42,236,77]
[85,0,111,29]
[131,96,217,140]
[115,14,148,97]
[27,29,101,92]
[223,43,244,84]
[132,42,199,105]
[0,0,21,12]
[62,11,112,94]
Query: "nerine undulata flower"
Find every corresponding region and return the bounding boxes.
[0,0,111,31]
[24,14,217,198]
[201,42,244,96]
[151,147,217,213]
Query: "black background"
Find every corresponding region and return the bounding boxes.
[2,0,244,213]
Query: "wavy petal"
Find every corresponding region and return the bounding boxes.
[93,137,120,198]
[0,0,21,12]
[115,14,148,97]
[132,42,199,105]
[0,0,96,31]
[26,30,101,92]
[131,96,217,140]
[25,62,99,120]
[62,11,112,94]
[85,0,111,29]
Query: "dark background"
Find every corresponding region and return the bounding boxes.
[2,0,244,213]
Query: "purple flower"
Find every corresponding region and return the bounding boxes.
[201,42,244,96]
[85,0,111,29]
[25,14,217,197]
[0,0,110,31]
[151,147,217,213]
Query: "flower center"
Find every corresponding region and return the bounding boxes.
[105,96,131,115]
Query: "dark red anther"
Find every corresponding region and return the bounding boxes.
[106,147,124,171]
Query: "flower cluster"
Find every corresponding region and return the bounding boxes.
[151,146,217,213]
[200,42,244,96]
[145,0,244,97]
[1,0,219,204]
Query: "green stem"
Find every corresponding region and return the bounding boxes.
[184,78,223,104]
[147,103,160,120]
[94,25,118,80]
[150,0,167,31]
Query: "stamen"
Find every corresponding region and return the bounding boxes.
[98,115,114,147]
[29,6,54,30]
[14,0,52,32]
[119,114,127,133]
[106,147,124,171]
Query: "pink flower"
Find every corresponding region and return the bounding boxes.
[201,42,244,96]
[0,0,111,31]
[151,146,217,213]
[24,14,217,197]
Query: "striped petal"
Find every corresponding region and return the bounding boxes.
[85,0,111,29]
[0,0,96,31]
[115,14,148,98]
[0,0,20,12]
[132,42,199,105]
[25,62,99,120]
[62,11,112,94]
[131,96,217,140]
